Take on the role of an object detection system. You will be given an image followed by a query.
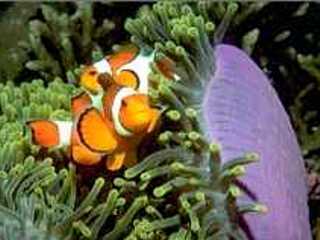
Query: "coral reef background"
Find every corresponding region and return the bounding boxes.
[0,1,319,239]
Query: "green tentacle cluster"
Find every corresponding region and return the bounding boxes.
[125,1,217,102]
[124,2,229,142]
[298,54,320,81]
[289,76,320,157]
[0,78,74,164]
[292,54,320,173]
[121,147,262,239]
[19,2,115,82]
[0,79,71,238]
[124,3,266,239]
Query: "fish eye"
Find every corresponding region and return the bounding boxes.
[122,99,128,107]
[88,70,97,76]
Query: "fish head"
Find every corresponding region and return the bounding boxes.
[119,94,160,134]
[80,66,102,94]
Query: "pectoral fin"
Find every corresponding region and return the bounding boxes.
[106,151,126,171]
[71,145,102,165]
[77,107,117,153]
[147,109,161,133]
[108,45,138,71]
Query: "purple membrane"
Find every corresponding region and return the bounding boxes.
[202,44,311,240]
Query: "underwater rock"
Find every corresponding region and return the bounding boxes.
[202,44,311,240]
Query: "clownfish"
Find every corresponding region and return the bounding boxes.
[76,84,160,170]
[80,45,152,95]
[27,85,160,171]
[27,92,116,166]
[27,45,171,171]
[80,45,176,96]
[27,119,112,166]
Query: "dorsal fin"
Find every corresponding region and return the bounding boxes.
[71,92,92,117]
[108,45,139,72]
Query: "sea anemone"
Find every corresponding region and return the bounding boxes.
[0,1,314,240]
[126,1,311,239]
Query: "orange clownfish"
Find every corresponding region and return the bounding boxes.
[76,85,160,170]
[80,45,177,96]
[27,45,169,171]
[27,86,160,171]
[27,92,117,166]
[27,119,115,166]
[80,45,150,95]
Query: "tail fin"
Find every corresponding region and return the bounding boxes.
[27,120,72,148]
[27,120,60,148]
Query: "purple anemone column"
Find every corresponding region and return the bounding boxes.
[202,44,311,240]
